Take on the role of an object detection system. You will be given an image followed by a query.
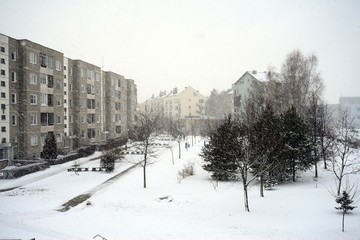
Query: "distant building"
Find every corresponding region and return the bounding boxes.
[232,70,269,115]
[0,33,137,161]
[333,97,360,128]
[141,86,205,120]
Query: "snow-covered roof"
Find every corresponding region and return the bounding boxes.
[248,71,268,82]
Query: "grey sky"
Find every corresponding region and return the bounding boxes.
[1,0,359,103]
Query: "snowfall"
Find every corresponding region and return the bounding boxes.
[0,137,359,240]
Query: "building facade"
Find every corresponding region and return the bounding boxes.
[141,86,205,120]
[333,97,360,128]
[0,34,137,160]
[232,70,269,115]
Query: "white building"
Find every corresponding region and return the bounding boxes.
[232,70,269,115]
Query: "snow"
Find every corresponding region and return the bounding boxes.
[1,138,359,240]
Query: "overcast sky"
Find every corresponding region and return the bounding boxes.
[1,0,359,103]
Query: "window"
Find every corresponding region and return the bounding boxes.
[29,52,37,64]
[0,46,5,53]
[87,84,92,94]
[1,70,5,76]
[87,99,95,109]
[116,126,121,134]
[1,81,5,87]
[81,84,85,93]
[1,126,6,132]
[57,97,61,106]
[55,60,62,71]
[31,135,38,146]
[12,115,17,126]
[47,56,53,69]
[47,75,53,88]
[87,128,96,138]
[12,136,17,143]
[11,72,16,82]
[56,79,62,89]
[40,53,47,67]
[57,115,61,124]
[30,115,37,125]
[2,138,6,143]
[1,92,5,98]
[40,113,54,126]
[40,73,47,85]
[47,94,53,107]
[1,115,5,120]
[29,94,37,105]
[40,93,47,106]
[56,133,62,143]
[11,93,16,103]
[87,114,95,124]
[11,51,16,61]
[29,73,37,84]
[69,83,73,92]
[0,58,5,64]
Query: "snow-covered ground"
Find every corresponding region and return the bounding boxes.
[0,138,359,240]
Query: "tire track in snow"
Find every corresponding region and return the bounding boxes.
[57,160,143,212]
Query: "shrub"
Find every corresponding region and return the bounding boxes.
[177,162,195,180]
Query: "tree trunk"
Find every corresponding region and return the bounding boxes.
[243,182,250,212]
[178,141,181,159]
[169,147,174,165]
[337,177,342,196]
[314,160,318,178]
[342,211,345,232]
[292,164,296,182]
[260,174,264,197]
[143,162,147,188]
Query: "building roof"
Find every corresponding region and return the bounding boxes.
[248,71,268,82]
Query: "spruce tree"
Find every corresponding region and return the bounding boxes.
[335,190,357,232]
[251,104,283,195]
[42,132,58,160]
[201,115,240,181]
[280,106,312,181]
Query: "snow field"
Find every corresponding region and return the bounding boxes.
[0,138,359,240]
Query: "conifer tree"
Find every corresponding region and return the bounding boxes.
[280,106,312,181]
[42,132,58,160]
[251,104,283,196]
[335,190,357,232]
[201,115,240,181]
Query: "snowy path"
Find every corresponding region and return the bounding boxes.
[0,151,103,192]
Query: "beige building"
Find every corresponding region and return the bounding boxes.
[141,86,205,120]
[0,33,137,160]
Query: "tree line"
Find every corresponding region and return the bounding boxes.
[200,49,360,216]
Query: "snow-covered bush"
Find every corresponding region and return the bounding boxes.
[177,162,195,181]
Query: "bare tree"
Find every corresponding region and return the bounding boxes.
[279,49,324,118]
[331,107,360,195]
[130,111,161,188]
[166,117,185,160]
[318,102,335,170]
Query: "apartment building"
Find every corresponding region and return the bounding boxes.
[330,97,360,129]
[0,33,137,160]
[232,70,269,115]
[141,86,205,120]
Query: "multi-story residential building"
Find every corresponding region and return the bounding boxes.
[330,97,360,129]
[232,70,269,115]
[0,33,137,161]
[141,86,205,120]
